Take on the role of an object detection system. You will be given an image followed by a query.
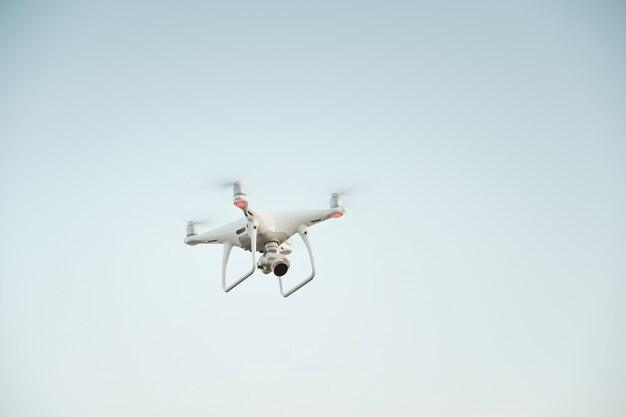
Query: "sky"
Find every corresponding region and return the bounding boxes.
[0,1,625,416]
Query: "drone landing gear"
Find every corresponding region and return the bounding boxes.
[277,226,316,298]
[221,223,316,297]
[221,220,258,292]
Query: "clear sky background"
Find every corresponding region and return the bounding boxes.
[1,1,625,416]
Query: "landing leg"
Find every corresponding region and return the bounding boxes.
[222,220,258,292]
[277,225,316,297]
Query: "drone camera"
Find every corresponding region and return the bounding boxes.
[273,262,289,277]
[257,241,290,276]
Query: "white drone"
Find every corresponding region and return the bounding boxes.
[185,182,345,297]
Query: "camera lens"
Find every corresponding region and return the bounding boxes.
[273,262,289,277]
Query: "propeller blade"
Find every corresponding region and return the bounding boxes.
[331,188,357,197]
[213,180,242,189]
[187,219,210,226]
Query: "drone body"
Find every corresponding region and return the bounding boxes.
[185,182,345,297]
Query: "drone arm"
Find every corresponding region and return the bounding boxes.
[278,225,316,298]
[222,220,258,292]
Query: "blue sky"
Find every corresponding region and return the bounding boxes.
[1,1,625,416]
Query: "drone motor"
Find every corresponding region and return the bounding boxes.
[233,181,248,209]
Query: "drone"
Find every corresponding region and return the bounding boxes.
[185,182,345,297]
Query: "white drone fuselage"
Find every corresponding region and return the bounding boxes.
[185,182,345,297]
[185,207,340,251]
